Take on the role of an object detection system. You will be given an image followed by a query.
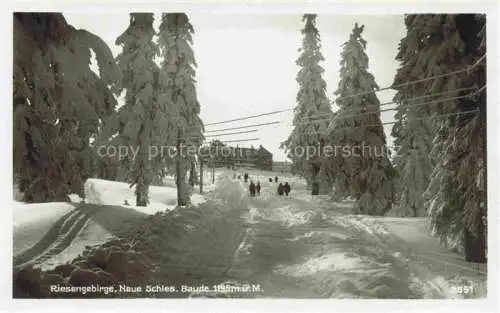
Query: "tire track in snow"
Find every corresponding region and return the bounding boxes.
[14,204,100,270]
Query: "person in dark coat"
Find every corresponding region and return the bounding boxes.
[249,181,256,196]
[256,181,261,195]
[277,183,284,196]
[283,182,291,196]
[244,173,249,183]
[274,176,278,183]
[269,178,273,183]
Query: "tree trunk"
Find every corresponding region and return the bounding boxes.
[176,165,188,206]
[135,180,149,206]
[316,141,330,195]
[135,156,150,206]
[176,129,189,206]
[311,182,319,195]
[464,226,486,263]
[311,161,320,196]
[412,206,418,217]
[318,167,333,195]
[357,178,368,214]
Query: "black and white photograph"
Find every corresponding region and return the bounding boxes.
[4,1,498,311]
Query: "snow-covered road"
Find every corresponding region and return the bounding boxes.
[218,176,487,299]
[13,171,487,299]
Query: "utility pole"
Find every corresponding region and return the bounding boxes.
[200,161,203,194]
[212,159,215,184]
[176,128,181,204]
[189,160,195,189]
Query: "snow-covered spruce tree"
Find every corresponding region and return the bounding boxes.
[55,26,122,198]
[389,16,436,217]
[103,13,160,206]
[158,13,204,206]
[392,104,434,217]
[452,14,486,263]
[328,23,395,215]
[397,14,468,235]
[281,14,333,194]
[418,14,486,262]
[13,13,120,202]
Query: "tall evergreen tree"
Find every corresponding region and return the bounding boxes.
[281,14,333,194]
[102,13,160,206]
[13,13,120,202]
[328,23,395,215]
[390,16,435,217]
[411,14,487,262]
[403,14,468,236]
[158,13,204,206]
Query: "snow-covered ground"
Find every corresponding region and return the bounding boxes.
[13,168,487,298]
[13,175,215,270]
[84,178,207,213]
[13,202,75,257]
[225,168,487,299]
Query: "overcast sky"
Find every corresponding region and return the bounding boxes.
[65,13,406,162]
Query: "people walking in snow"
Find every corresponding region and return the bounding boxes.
[277,183,284,196]
[283,182,291,196]
[274,176,278,183]
[269,177,273,183]
[244,172,249,183]
[256,181,261,195]
[249,181,256,197]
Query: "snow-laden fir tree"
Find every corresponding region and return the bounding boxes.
[158,13,204,205]
[391,105,434,217]
[328,23,395,215]
[281,14,333,194]
[399,14,468,232]
[390,16,436,217]
[102,13,160,206]
[13,13,120,202]
[53,26,122,197]
[418,14,486,262]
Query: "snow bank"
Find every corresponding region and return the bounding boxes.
[14,176,208,269]
[84,178,206,215]
[115,175,252,292]
[13,202,76,257]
